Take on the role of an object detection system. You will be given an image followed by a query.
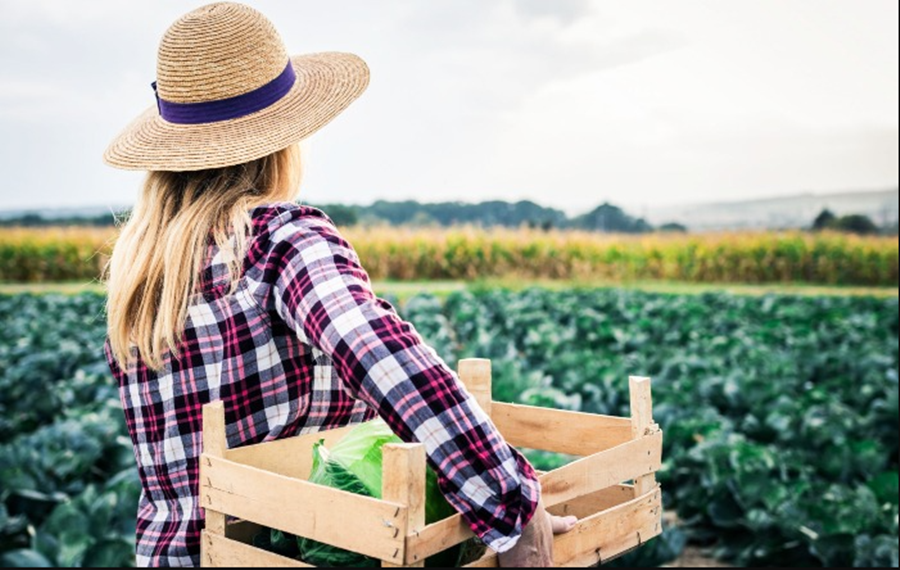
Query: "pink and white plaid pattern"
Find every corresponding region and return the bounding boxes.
[105,203,540,567]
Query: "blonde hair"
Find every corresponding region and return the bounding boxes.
[106,143,303,371]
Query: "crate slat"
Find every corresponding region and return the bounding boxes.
[225,423,357,479]
[202,531,312,568]
[491,403,634,456]
[382,443,427,567]
[202,402,228,537]
[201,454,407,561]
[458,359,493,416]
[629,376,658,498]
[404,512,473,564]
[539,428,662,507]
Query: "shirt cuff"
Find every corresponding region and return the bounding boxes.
[475,457,542,554]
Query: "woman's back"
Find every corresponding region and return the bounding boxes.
[107,204,375,564]
[108,203,545,565]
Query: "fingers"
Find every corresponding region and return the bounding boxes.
[550,514,578,534]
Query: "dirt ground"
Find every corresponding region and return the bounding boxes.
[664,545,732,568]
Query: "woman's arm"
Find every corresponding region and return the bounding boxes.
[262,211,539,554]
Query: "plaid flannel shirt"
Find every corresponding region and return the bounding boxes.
[105,202,540,567]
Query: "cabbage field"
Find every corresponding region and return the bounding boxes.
[1,289,897,567]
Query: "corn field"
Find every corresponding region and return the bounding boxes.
[0,226,896,286]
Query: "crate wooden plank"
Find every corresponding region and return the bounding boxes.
[539,429,662,507]
[201,454,406,561]
[405,512,474,564]
[629,376,658,498]
[202,531,312,568]
[382,443,427,568]
[491,403,634,456]
[225,423,358,479]
[202,402,228,536]
[463,487,662,568]
[458,359,493,417]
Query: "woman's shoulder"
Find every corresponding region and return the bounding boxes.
[244,201,362,299]
[250,201,339,237]
[247,201,351,265]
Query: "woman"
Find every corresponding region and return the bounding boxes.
[103,2,575,567]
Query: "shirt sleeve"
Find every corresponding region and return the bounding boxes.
[261,212,541,554]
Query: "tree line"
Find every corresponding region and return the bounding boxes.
[0,200,672,233]
[810,209,895,236]
[2,201,895,235]
[310,200,676,233]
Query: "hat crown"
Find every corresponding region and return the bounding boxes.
[155,2,289,104]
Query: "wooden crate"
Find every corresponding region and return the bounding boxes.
[200,358,664,567]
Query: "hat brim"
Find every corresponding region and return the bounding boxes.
[103,52,369,171]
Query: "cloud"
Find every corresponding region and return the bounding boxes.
[512,0,593,25]
[0,0,896,212]
[0,78,62,120]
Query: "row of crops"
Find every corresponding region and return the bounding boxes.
[1,289,897,567]
[1,226,897,285]
[0,294,138,567]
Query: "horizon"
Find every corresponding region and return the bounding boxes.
[0,188,900,223]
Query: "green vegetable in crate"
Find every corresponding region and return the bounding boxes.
[292,419,466,567]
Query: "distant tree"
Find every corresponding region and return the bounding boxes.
[834,214,879,235]
[318,204,359,226]
[633,218,654,233]
[571,203,654,233]
[0,211,122,227]
[366,200,422,225]
[268,199,668,233]
[18,213,44,227]
[357,199,567,229]
[300,203,359,226]
[812,209,837,231]
[659,222,688,233]
[409,211,438,227]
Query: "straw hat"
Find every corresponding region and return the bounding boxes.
[103,2,369,171]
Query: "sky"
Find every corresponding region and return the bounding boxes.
[0,0,897,216]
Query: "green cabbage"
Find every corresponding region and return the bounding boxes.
[279,419,467,566]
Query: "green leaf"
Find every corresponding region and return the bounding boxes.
[0,549,53,568]
[868,471,899,507]
[80,538,135,568]
[30,530,60,565]
[708,495,743,529]
[854,534,900,567]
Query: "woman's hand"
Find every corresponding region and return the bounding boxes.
[497,499,578,567]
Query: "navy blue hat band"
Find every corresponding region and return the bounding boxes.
[152,61,296,125]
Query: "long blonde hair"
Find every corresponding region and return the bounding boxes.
[106,143,303,371]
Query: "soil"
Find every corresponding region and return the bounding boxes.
[664,545,732,568]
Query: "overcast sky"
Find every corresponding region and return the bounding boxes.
[0,0,897,215]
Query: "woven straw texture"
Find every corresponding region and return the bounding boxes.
[104,2,369,171]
